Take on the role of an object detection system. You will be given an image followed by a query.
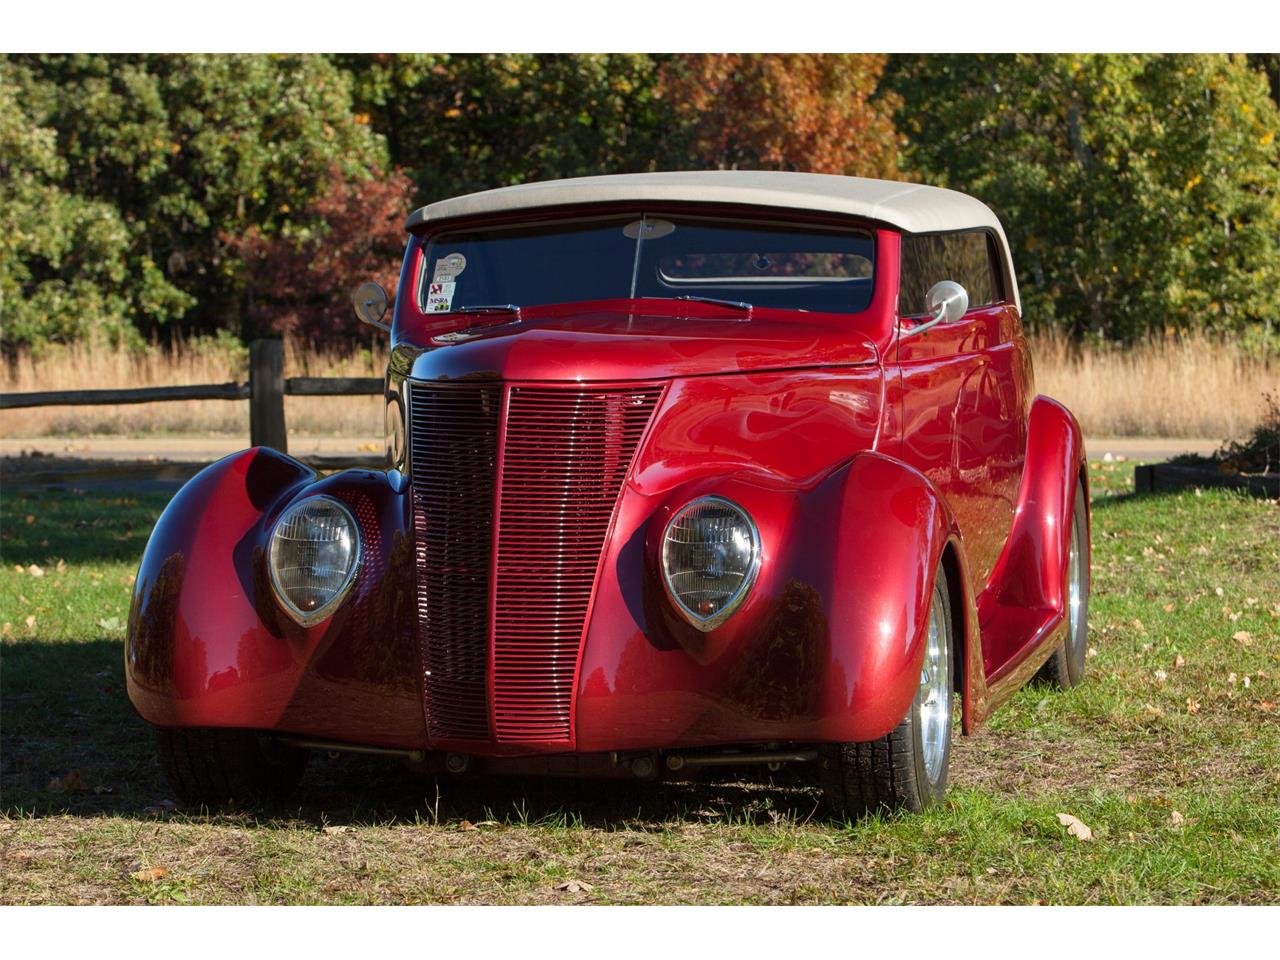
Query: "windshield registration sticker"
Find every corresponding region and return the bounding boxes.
[433,252,467,282]
[426,281,456,313]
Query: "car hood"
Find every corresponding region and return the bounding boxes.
[397,305,880,383]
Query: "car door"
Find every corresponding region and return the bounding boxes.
[895,231,1027,592]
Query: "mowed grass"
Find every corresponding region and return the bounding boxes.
[1,463,1277,904]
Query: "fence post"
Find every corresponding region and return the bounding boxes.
[249,339,287,453]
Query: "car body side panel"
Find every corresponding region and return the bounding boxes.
[126,449,427,749]
[896,303,1028,592]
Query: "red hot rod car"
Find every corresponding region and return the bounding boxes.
[126,171,1090,816]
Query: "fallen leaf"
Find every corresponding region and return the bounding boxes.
[458,820,478,832]
[322,825,352,836]
[55,560,66,574]
[24,615,36,630]
[1215,587,1225,597]
[1259,702,1276,713]
[1243,676,1251,689]
[129,866,169,882]
[1154,669,1168,682]
[47,770,89,793]
[1233,631,1253,645]
[1056,813,1094,842]
[27,564,44,578]
[1228,672,1238,685]
[556,879,593,893]
[1086,646,1098,659]
[1186,697,1201,715]
[1169,810,1186,829]
[1144,703,1165,717]
[1173,654,1186,668]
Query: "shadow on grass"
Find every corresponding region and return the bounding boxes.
[0,488,171,567]
[0,637,822,830]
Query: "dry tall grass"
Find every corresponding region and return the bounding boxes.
[1,336,388,440]
[1030,332,1276,439]
[2,332,1275,442]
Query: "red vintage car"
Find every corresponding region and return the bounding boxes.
[126,171,1090,816]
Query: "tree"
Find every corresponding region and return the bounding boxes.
[2,54,389,347]
[888,54,1280,341]
[656,54,902,179]
[224,164,413,344]
[339,54,675,203]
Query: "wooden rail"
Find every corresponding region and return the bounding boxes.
[0,339,383,456]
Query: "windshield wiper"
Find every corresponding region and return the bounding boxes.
[453,304,521,316]
[675,295,753,316]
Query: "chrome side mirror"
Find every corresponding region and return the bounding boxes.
[902,280,969,338]
[352,281,390,332]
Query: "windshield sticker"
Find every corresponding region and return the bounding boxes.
[426,280,456,313]
[432,252,467,282]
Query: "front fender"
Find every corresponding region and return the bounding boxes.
[574,451,962,750]
[125,448,425,749]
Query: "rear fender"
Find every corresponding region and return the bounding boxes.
[970,395,1088,721]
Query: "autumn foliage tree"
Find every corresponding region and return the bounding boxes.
[657,54,902,178]
[223,165,414,344]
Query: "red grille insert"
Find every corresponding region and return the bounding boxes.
[492,385,664,741]
[409,382,499,742]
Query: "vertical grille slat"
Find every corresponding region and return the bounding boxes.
[409,379,663,745]
[409,382,500,742]
[492,385,663,742]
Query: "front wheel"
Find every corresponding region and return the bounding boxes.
[154,726,309,806]
[820,562,955,818]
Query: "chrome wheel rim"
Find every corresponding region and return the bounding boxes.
[917,584,951,786]
[1067,519,1086,666]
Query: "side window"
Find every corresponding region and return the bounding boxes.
[900,231,1003,316]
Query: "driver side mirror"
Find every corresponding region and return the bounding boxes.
[352,281,390,332]
[902,280,969,338]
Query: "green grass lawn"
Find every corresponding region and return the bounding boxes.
[1,461,1277,904]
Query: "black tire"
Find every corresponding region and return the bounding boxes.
[154,726,308,805]
[1035,481,1090,689]
[820,562,955,818]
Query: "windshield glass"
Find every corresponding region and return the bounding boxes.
[418,214,875,315]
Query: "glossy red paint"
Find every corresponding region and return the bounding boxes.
[127,202,1090,768]
[126,449,426,749]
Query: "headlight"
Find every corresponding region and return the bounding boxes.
[268,496,361,625]
[660,496,760,631]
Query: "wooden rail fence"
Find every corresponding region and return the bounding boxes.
[0,339,382,456]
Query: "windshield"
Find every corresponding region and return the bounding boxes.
[418,214,875,316]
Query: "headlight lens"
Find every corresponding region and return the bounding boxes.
[268,496,361,625]
[660,496,760,631]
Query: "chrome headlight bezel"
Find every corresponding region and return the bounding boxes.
[267,495,362,627]
[660,495,761,632]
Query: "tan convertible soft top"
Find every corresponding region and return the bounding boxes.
[405,171,1021,312]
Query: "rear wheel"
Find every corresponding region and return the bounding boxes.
[154,726,308,805]
[821,562,955,818]
[1035,481,1090,689]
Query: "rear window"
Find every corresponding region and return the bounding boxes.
[419,214,876,316]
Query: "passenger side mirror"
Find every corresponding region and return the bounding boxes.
[901,280,969,338]
[352,281,391,332]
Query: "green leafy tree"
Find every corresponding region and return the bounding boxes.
[339,53,675,202]
[888,54,1280,341]
[2,54,388,348]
